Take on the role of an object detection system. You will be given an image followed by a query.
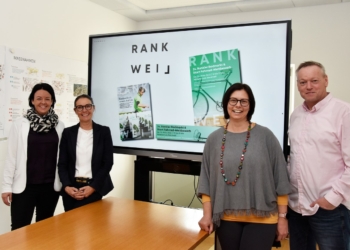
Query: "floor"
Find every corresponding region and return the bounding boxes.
[194,233,290,250]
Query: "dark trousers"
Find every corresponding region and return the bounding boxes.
[216,220,277,250]
[288,206,350,250]
[62,182,102,212]
[11,183,59,231]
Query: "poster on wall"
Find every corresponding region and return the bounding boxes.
[3,46,88,136]
[0,45,6,141]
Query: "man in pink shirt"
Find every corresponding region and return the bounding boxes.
[288,61,350,250]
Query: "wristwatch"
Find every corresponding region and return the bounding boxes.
[278,213,287,218]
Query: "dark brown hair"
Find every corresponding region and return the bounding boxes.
[222,83,255,122]
[28,83,56,108]
[74,94,94,107]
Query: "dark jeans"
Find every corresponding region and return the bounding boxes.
[288,205,350,250]
[62,181,102,212]
[216,220,277,250]
[11,183,59,231]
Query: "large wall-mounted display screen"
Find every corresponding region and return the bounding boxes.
[89,20,292,161]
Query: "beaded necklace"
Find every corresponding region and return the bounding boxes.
[220,122,252,186]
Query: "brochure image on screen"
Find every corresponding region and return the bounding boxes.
[156,124,218,142]
[117,83,154,141]
[190,49,241,126]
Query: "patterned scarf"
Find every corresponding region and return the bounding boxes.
[25,107,59,133]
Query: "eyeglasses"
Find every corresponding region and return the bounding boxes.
[75,104,94,112]
[229,98,249,107]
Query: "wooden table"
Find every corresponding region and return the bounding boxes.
[0,197,208,250]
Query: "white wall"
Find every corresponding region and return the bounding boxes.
[0,0,137,235]
[0,0,136,62]
[0,142,10,234]
[153,173,202,209]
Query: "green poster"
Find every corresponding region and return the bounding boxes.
[156,124,218,142]
[189,49,241,126]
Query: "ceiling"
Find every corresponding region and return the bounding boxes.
[89,0,350,21]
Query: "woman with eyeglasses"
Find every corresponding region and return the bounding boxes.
[58,94,114,211]
[197,83,291,250]
[2,83,65,230]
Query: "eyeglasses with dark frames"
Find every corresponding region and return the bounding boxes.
[228,98,249,107]
[75,104,94,112]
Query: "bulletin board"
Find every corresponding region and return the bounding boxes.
[0,46,88,141]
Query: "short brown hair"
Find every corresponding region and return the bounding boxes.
[296,61,326,76]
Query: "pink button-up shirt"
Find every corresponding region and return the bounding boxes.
[288,93,350,215]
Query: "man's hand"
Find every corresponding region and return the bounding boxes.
[310,197,336,210]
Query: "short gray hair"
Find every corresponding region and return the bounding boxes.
[296,61,326,76]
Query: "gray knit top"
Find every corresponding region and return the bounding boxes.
[197,124,291,227]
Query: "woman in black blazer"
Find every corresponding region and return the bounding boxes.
[58,94,114,211]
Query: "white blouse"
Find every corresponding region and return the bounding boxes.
[75,127,93,178]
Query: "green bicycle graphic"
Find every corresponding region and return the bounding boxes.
[192,69,235,124]
[193,129,207,142]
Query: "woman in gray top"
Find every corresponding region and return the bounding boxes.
[197,83,291,250]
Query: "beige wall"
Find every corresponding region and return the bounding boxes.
[0,0,136,235]
[0,0,136,61]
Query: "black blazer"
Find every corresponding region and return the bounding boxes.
[58,122,114,196]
